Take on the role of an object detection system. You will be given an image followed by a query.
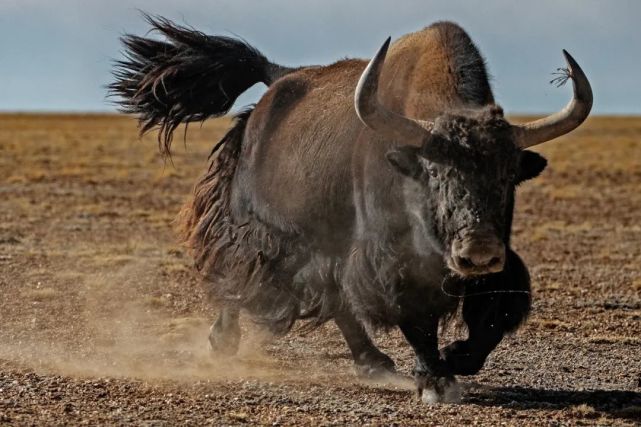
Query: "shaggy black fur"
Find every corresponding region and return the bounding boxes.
[109,13,292,155]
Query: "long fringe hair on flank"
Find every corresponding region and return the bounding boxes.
[177,108,338,333]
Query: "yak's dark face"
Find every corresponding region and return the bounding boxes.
[387,108,547,277]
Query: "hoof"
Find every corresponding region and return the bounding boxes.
[418,376,461,404]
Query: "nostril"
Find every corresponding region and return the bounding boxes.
[457,256,474,269]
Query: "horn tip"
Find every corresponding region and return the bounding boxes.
[378,36,392,58]
[561,49,580,71]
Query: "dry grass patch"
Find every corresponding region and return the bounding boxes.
[568,404,598,419]
[91,254,139,267]
[529,318,572,331]
[588,335,640,345]
[160,261,191,275]
[544,184,584,200]
[21,288,60,301]
[528,220,595,241]
[143,294,174,309]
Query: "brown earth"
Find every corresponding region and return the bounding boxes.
[0,113,639,426]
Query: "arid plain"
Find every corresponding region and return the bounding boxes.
[0,114,639,425]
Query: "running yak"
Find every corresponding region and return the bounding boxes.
[111,16,592,403]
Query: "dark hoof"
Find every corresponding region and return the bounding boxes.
[441,340,487,376]
[416,374,461,404]
[208,322,240,356]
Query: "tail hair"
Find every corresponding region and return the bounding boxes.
[109,14,288,155]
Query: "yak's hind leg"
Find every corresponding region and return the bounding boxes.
[334,309,395,379]
[207,233,308,356]
[209,307,241,356]
[442,249,531,375]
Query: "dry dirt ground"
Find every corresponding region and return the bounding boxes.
[0,114,639,425]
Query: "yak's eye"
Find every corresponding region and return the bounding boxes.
[428,168,438,178]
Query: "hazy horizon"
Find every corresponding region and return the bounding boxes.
[1,0,639,114]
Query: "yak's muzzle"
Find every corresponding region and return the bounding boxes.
[449,234,505,277]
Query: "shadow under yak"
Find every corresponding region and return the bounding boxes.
[464,384,641,420]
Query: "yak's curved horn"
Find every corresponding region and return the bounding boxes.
[355,37,432,142]
[513,50,593,148]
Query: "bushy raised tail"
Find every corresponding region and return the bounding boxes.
[109,14,292,154]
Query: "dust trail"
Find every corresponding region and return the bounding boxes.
[1,259,300,383]
[0,257,412,391]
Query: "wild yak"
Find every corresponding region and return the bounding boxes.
[110,16,592,403]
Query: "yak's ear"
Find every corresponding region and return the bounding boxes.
[517,150,548,183]
[386,146,421,178]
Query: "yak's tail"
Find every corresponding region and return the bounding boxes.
[109,14,292,155]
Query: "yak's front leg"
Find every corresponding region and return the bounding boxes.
[399,313,460,404]
[441,249,531,375]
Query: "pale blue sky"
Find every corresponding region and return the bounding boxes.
[0,0,638,113]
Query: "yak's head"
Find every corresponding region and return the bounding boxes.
[385,109,548,276]
[355,38,592,277]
